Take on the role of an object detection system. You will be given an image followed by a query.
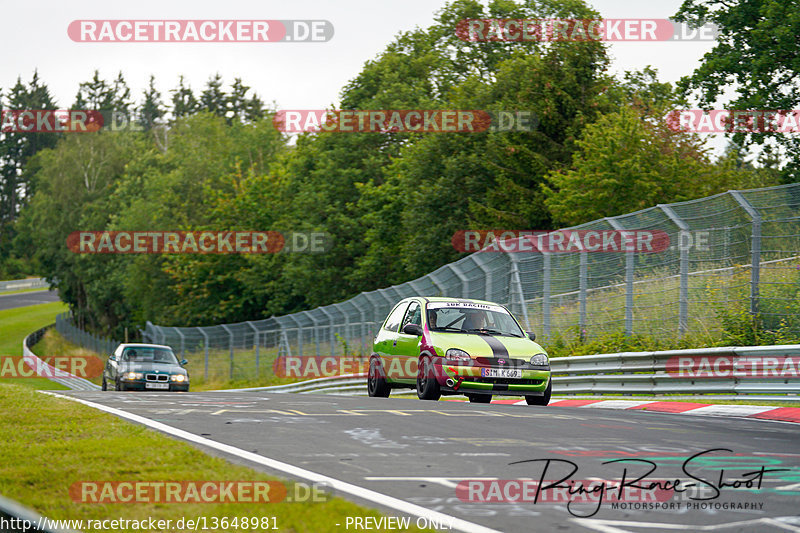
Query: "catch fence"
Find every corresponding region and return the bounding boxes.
[137,183,800,381]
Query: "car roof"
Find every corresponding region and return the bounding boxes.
[116,343,173,350]
[401,296,502,306]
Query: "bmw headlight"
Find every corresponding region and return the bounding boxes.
[170,374,187,382]
[445,349,472,362]
[530,353,549,366]
[124,372,143,380]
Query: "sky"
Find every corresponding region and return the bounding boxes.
[1,0,717,107]
[1,0,722,148]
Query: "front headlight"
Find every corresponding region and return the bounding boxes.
[445,349,472,362]
[124,372,143,380]
[170,374,187,382]
[530,353,549,366]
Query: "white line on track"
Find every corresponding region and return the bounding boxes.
[40,392,501,533]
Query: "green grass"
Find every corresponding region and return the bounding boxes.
[0,383,427,532]
[0,301,69,390]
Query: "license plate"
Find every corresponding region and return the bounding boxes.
[145,382,170,390]
[481,368,522,379]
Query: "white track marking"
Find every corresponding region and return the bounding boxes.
[41,392,500,533]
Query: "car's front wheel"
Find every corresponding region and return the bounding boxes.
[114,379,123,392]
[525,380,551,406]
[416,356,441,401]
[368,358,391,398]
[467,394,491,403]
[101,377,107,391]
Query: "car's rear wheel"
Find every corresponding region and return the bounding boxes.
[101,377,107,391]
[467,394,491,404]
[416,356,441,401]
[525,380,551,406]
[368,358,391,398]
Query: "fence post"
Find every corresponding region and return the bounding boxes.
[606,217,634,336]
[730,190,762,316]
[174,327,185,358]
[319,307,335,357]
[221,324,234,379]
[472,254,493,302]
[306,311,321,358]
[246,321,259,377]
[507,253,531,330]
[449,264,469,298]
[198,327,209,380]
[543,251,551,339]
[660,205,690,336]
[579,251,588,340]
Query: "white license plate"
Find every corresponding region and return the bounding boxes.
[145,382,170,390]
[481,368,522,379]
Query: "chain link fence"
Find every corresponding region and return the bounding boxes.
[55,312,119,355]
[137,184,800,381]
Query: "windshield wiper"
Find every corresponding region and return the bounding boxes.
[431,326,464,332]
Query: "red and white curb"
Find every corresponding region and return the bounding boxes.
[489,398,800,424]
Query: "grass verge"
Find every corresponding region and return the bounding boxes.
[0,301,69,390]
[0,383,427,532]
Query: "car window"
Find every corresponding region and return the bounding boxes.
[382,303,409,332]
[122,347,179,364]
[426,303,524,337]
[401,302,421,329]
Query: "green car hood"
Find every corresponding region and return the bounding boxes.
[427,331,546,360]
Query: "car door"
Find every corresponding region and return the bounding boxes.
[393,300,422,384]
[373,302,409,380]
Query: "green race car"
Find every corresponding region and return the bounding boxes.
[369,297,551,405]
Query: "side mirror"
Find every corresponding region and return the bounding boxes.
[109,355,117,361]
[402,323,423,336]
[180,359,188,366]
[527,332,536,341]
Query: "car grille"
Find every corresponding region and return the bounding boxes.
[475,377,544,386]
[475,357,526,368]
[146,374,168,382]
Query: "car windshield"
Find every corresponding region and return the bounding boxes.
[426,303,524,337]
[122,347,179,364]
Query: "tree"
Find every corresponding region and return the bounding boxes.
[673,0,800,181]
[138,75,165,131]
[171,75,198,118]
[541,105,771,227]
[200,74,227,117]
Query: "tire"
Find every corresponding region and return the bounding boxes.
[114,379,123,392]
[416,356,441,401]
[101,377,107,391]
[526,380,551,406]
[367,358,391,398]
[467,394,492,404]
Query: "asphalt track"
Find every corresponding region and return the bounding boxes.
[56,391,800,533]
[0,289,60,310]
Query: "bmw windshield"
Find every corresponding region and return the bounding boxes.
[426,302,524,337]
[122,347,179,364]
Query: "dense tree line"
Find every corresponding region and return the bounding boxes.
[0,0,793,337]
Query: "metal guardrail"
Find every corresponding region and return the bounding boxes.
[550,345,800,397]
[223,374,368,395]
[0,277,47,292]
[227,345,800,399]
[23,325,101,391]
